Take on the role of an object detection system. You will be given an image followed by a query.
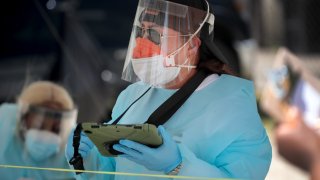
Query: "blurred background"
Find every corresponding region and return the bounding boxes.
[0,0,319,179]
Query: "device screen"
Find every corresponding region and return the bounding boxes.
[267,63,320,130]
[291,79,320,130]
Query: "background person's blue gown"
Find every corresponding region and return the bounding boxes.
[74,74,272,180]
[0,103,74,180]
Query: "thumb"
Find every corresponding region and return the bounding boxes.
[289,107,303,121]
[158,125,171,143]
[285,106,304,128]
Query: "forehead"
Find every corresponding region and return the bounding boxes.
[39,101,65,111]
[145,9,159,15]
[139,9,192,35]
[140,11,181,35]
[139,9,164,25]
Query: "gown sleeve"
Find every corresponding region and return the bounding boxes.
[177,128,271,179]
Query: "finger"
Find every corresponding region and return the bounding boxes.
[282,106,300,129]
[119,140,150,154]
[288,107,301,120]
[80,131,88,137]
[118,153,142,164]
[125,155,142,164]
[81,135,94,148]
[118,154,131,158]
[113,144,142,158]
[275,123,291,136]
[79,141,92,152]
[290,107,305,126]
[158,126,170,144]
[79,149,89,157]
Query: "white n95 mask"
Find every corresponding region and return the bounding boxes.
[132,55,181,86]
[25,129,61,162]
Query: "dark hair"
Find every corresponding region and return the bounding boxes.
[198,58,236,76]
[166,0,237,76]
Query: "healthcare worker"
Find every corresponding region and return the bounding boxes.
[66,0,272,179]
[276,107,320,180]
[0,81,77,179]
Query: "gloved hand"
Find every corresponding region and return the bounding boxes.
[113,125,182,173]
[65,130,94,161]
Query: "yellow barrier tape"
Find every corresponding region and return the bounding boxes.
[0,164,233,180]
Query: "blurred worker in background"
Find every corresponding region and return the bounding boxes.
[0,81,77,179]
[276,107,320,180]
[276,76,320,180]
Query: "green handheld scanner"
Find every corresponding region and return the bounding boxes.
[82,123,163,157]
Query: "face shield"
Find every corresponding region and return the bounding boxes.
[17,104,77,161]
[122,0,211,87]
[18,104,77,145]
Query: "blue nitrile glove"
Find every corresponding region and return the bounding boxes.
[113,125,182,173]
[65,130,94,161]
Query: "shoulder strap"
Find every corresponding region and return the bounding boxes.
[146,69,209,126]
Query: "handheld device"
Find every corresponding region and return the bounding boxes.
[82,123,163,157]
[262,48,320,130]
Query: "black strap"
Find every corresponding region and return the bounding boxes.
[69,123,84,174]
[146,69,209,126]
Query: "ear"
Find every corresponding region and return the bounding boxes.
[188,37,201,57]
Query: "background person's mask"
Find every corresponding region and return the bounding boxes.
[25,129,61,161]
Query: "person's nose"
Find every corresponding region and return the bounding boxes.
[141,29,149,38]
[41,119,57,132]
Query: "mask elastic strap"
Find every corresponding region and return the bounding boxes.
[69,123,84,174]
[177,58,197,69]
[176,64,197,68]
[164,55,197,68]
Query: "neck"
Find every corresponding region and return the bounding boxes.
[164,69,197,89]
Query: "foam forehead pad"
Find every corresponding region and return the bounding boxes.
[139,10,191,34]
[167,0,207,10]
[138,0,209,34]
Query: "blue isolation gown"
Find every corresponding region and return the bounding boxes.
[73,74,272,180]
[0,103,74,180]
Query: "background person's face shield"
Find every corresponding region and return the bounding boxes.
[18,104,77,145]
[18,104,77,161]
[122,0,210,87]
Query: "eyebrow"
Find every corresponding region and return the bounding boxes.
[140,22,159,29]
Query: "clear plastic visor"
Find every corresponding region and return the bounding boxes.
[18,104,77,141]
[122,0,209,87]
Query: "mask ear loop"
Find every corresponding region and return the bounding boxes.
[164,0,214,67]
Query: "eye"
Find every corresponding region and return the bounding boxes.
[148,29,161,45]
